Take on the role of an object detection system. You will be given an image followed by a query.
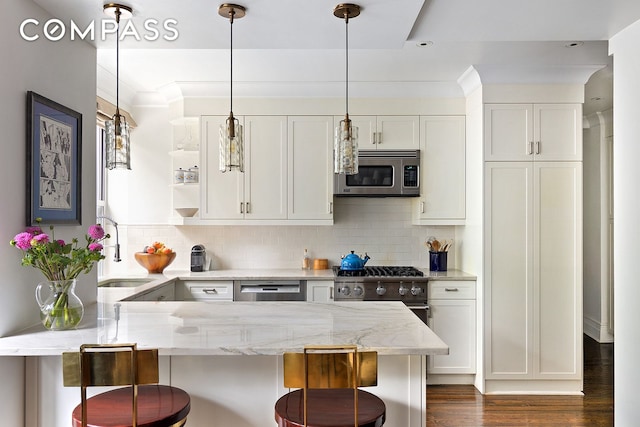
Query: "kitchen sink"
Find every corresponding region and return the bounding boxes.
[98,278,154,288]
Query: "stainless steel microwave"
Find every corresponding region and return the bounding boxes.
[334,150,420,197]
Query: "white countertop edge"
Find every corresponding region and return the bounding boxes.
[0,301,449,357]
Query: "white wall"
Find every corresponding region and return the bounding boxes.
[104,197,456,275]
[0,0,97,333]
[0,0,97,424]
[610,18,640,425]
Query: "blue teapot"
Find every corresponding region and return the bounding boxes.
[340,251,370,271]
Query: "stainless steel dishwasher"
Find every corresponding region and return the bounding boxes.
[233,280,306,301]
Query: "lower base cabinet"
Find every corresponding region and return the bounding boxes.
[427,280,476,383]
[306,280,334,302]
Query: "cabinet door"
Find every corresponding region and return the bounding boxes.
[201,116,244,219]
[485,162,534,379]
[343,115,376,147]
[306,280,334,302]
[376,116,419,149]
[428,299,476,374]
[288,116,333,221]
[484,104,533,161]
[245,116,287,219]
[533,104,582,161]
[414,116,465,224]
[534,162,582,379]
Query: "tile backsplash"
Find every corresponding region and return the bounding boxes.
[101,198,455,276]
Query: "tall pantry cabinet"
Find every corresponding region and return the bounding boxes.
[484,103,583,393]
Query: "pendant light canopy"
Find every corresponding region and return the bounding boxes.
[333,3,360,175]
[218,3,246,173]
[103,3,133,170]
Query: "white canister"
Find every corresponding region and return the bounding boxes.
[174,168,185,184]
[184,166,198,183]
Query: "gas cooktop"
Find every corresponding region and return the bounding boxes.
[333,266,424,278]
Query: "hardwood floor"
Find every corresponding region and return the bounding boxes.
[426,335,614,426]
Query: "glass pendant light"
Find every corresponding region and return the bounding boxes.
[218,3,246,173]
[103,3,133,170]
[334,3,361,175]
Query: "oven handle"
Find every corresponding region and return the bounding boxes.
[407,304,430,318]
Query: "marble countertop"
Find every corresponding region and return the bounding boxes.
[0,301,449,357]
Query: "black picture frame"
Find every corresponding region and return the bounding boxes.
[26,91,82,225]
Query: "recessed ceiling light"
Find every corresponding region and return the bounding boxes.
[565,41,584,48]
[417,41,433,47]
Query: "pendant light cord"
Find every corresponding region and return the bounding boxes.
[345,12,349,116]
[229,9,235,114]
[115,8,121,117]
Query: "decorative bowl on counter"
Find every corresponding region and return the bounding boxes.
[175,207,199,217]
[134,252,176,273]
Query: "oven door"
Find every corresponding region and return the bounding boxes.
[406,303,430,325]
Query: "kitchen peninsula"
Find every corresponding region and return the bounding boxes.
[0,298,448,427]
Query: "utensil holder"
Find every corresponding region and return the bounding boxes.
[429,251,447,271]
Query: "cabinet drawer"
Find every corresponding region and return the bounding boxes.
[429,281,475,300]
[186,281,233,301]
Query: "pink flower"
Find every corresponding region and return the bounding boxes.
[88,224,105,240]
[25,226,42,235]
[12,232,34,250]
[88,242,103,252]
[31,233,49,246]
[56,239,65,246]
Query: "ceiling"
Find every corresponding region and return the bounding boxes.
[32,0,640,114]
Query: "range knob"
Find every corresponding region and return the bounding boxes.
[411,285,423,296]
[339,285,351,296]
[376,282,387,296]
[398,282,409,296]
[353,286,364,297]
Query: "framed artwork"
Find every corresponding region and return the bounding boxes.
[26,91,82,225]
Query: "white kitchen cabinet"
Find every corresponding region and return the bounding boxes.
[306,280,334,302]
[427,280,476,383]
[337,115,420,149]
[413,116,465,225]
[201,115,287,221]
[484,104,582,162]
[288,116,334,221]
[484,161,582,390]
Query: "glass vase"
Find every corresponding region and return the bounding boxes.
[35,279,84,330]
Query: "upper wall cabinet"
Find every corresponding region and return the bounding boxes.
[413,116,466,225]
[200,115,288,221]
[337,115,420,150]
[484,104,582,162]
[288,116,334,222]
[200,115,333,225]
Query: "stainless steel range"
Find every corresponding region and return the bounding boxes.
[333,266,429,323]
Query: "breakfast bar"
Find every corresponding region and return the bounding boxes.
[0,300,448,427]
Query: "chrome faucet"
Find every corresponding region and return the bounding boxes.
[96,215,121,262]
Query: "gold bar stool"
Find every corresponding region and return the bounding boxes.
[62,343,190,427]
[275,345,386,427]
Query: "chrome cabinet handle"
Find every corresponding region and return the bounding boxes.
[203,288,218,294]
[377,132,382,144]
[329,202,333,214]
[372,132,377,144]
[444,287,459,292]
[535,141,540,154]
[240,202,244,214]
[246,202,250,213]
[528,141,534,155]
[420,201,425,214]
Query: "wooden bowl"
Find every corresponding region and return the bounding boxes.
[134,252,176,273]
